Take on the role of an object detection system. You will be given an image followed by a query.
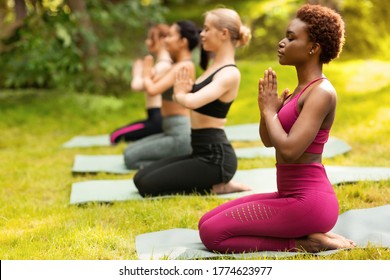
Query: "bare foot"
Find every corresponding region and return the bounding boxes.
[296,232,356,253]
[212,181,252,194]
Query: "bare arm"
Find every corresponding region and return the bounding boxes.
[143,55,194,97]
[258,69,289,147]
[258,68,333,162]
[259,114,273,147]
[131,58,171,92]
[174,66,240,109]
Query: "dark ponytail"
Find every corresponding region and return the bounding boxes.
[176,20,210,70]
[176,20,199,51]
[200,46,210,70]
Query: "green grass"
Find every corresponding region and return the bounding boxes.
[0,59,390,260]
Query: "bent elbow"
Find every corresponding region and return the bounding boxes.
[259,133,272,147]
[185,103,197,110]
[177,96,196,109]
[278,148,301,163]
[262,141,273,148]
[146,88,160,96]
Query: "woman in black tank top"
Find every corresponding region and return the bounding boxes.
[134,8,252,197]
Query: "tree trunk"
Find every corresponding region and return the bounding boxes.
[14,0,27,21]
[0,2,6,31]
[65,0,99,72]
[0,0,25,51]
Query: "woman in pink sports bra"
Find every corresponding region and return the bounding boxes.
[198,4,356,253]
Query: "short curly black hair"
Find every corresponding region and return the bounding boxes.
[297,4,345,63]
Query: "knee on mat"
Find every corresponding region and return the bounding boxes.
[110,131,121,145]
[110,124,136,144]
[198,222,224,252]
[123,149,139,170]
[197,212,210,229]
[133,172,153,197]
[133,178,146,197]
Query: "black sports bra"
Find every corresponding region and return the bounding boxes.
[191,64,237,118]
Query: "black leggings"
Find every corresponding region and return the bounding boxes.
[110,108,162,144]
[133,128,237,197]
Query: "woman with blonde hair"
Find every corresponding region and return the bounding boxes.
[134,8,251,196]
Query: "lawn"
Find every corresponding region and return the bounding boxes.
[0,59,389,260]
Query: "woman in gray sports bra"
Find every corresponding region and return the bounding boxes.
[134,8,251,196]
[122,20,200,169]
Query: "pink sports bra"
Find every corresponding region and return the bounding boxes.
[277,77,330,154]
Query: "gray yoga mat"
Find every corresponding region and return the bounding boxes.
[62,125,352,156]
[69,168,277,204]
[72,155,133,174]
[69,166,390,204]
[63,123,265,148]
[70,179,143,204]
[63,134,111,148]
[71,137,351,174]
[325,166,390,185]
[135,204,390,260]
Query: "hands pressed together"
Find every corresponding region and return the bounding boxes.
[258,67,290,116]
[132,59,143,77]
[142,55,154,79]
[173,66,193,103]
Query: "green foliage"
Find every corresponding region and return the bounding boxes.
[239,0,303,59]
[334,0,390,60]
[0,0,167,93]
[0,10,83,89]
[87,0,168,54]
[1,0,390,93]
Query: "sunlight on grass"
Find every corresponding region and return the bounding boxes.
[330,60,390,94]
[0,59,389,260]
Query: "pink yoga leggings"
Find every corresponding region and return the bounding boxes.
[198,163,339,253]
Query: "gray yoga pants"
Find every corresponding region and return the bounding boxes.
[123,115,191,169]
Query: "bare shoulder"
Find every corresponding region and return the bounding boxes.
[305,79,337,108]
[320,79,336,95]
[154,60,172,74]
[308,79,336,99]
[174,60,195,69]
[214,65,241,83]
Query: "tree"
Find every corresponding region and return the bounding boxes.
[65,0,98,73]
[0,0,26,45]
[14,0,27,21]
[0,0,167,92]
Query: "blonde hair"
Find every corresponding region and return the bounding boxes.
[205,8,251,47]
